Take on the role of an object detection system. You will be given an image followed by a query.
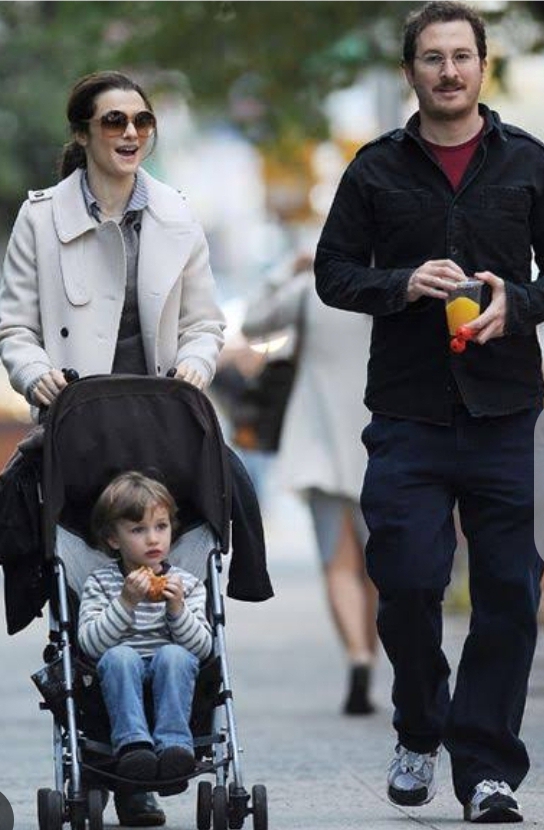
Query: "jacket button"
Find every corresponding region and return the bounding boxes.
[60,327,69,338]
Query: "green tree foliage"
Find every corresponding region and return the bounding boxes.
[0,1,540,228]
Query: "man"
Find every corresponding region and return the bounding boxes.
[315,1,544,824]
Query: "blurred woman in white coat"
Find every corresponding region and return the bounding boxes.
[243,254,378,715]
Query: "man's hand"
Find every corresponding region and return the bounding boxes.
[32,369,68,406]
[174,361,206,390]
[163,573,185,618]
[407,259,467,302]
[459,271,506,345]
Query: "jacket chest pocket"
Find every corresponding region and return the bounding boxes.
[372,189,432,235]
[481,186,531,217]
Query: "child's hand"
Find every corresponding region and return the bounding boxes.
[120,568,151,610]
[163,573,185,617]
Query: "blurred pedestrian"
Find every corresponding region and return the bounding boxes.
[211,334,276,505]
[316,1,544,822]
[0,70,225,826]
[243,253,378,715]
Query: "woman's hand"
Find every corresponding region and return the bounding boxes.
[174,361,206,390]
[163,573,185,617]
[120,568,151,610]
[32,369,68,406]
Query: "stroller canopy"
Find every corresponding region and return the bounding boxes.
[41,376,232,559]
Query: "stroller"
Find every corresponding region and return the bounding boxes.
[11,374,271,830]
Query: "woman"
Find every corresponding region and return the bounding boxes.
[242,254,379,715]
[0,70,224,411]
[0,71,225,827]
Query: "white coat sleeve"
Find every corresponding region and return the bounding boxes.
[175,225,226,386]
[0,201,53,399]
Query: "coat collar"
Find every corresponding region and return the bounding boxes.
[52,167,190,242]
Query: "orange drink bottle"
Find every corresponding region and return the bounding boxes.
[445,279,482,337]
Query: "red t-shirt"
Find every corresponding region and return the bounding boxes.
[425,127,484,190]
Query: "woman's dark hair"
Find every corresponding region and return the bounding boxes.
[403,1,487,66]
[59,70,156,180]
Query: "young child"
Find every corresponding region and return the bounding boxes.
[78,471,212,785]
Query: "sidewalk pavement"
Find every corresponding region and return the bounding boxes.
[1,543,544,828]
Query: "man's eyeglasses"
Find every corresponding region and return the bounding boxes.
[414,51,480,71]
[88,110,157,138]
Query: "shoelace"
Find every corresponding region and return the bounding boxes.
[391,747,436,781]
[476,780,512,797]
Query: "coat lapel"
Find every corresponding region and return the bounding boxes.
[52,171,97,306]
[137,171,197,356]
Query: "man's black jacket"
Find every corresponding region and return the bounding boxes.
[315,105,544,424]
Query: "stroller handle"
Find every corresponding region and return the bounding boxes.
[62,368,80,383]
[38,369,79,422]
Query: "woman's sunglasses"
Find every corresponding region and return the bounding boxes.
[88,110,156,138]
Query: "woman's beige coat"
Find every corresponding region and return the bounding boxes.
[0,168,225,399]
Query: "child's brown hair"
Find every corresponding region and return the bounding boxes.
[92,471,178,555]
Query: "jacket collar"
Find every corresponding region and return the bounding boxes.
[403,103,505,144]
[52,167,187,242]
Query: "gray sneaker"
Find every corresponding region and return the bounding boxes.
[387,744,441,806]
[463,780,523,823]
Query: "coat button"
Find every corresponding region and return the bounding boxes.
[60,327,69,338]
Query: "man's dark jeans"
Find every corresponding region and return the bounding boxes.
[361,406,543,804]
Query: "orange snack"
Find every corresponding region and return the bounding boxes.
[139,566,168,601]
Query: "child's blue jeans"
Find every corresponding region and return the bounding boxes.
[97,643,200,755]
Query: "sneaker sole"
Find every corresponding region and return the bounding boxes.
[464,806,523,823]
[388,784,434,807]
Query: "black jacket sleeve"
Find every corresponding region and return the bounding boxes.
[314,167,412,317]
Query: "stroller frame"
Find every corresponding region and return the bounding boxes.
[31,375,268,830]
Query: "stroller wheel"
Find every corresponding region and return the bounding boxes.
[251,785,268,830]
[87,790,104,830]
[212,784,228,830]
[44,790,64,830]
[38,788,52,830]
[197,780,213,830]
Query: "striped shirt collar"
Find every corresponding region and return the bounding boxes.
[80,169,149,221]
[116,559,171,578]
